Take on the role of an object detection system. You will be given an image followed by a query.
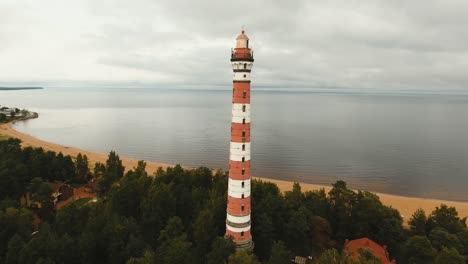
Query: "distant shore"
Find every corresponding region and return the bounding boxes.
[2,122,468,224]
[0,87,44,90]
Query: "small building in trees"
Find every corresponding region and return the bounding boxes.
[48,182,74,202]
[0,108,15,116]
[292,256,313,264]
[344,237,396,264]
[20,193,42,208]
[20,182,74,208]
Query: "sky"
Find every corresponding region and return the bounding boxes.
[1,0,468,90]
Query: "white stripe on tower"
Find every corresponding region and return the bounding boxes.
[233,72,251,81]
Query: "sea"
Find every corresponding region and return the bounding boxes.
[2,87,468,201]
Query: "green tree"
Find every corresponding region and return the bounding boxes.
[428,227,462,252]
[193,209,217,259]
[97,151,125,196]
[155,216,193,264]
[303,188,330,218]
[54,153,76,181]
[106,151,125,179]
[356,248,382,264]
[57,234,80,264]
[251,179,285,260]
[5,234,25,264]
[315,248,346,264]
[126,250,155,264]
[28,178,54,222]
[132,160,148,179]
[252,212,274,259]
[284,206,311,255]
[29,177,44,194]
[55,202,86,236]
[75,153,89,182]
[0,113,6,122]
[435,247,465,264]
[284,182,304,210]
[409,208,427,236]
[267,241,292,264]
[427,204,467,234]
[228,251,261,264]
[0,207,33,259]
[456,229,468,255]
[18,223,59,264]
[109,169,150,218]
[402,236,437,264]
[328,180,356,243]
[207,237,236,264]
[103,216,143,264]
[141,182,177,245]
[93,162,106,176]
[310,216,333,255]
[77,231,99,263]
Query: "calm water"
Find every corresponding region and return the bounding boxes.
[2,87,468,201]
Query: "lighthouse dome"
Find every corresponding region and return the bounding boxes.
[236,30,249,48]
[236,30,249,40]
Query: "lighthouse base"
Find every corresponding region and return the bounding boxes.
[236,238,254,252]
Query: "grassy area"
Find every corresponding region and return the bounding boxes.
[0,135,10,141]
[68,197,93,208]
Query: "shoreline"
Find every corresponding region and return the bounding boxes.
[0,87,43,90]
[2,122,468,223]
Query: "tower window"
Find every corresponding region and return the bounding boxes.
[241,231,244,237]
[241,193,244,199]
[242,130,246,137]
[243,74,247,78]
[243,91,246,98]
[242,105,246,112]
[242,157,245,162]
[241,205,245,211]
[241,181,245,187]
[242,144,245,151]
[242,118,245,124]
[241,169,245,175]
[244,63,247,69]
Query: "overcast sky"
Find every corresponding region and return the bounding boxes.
[1,0,467,90]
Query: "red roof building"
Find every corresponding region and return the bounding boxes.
[344,238,396,264]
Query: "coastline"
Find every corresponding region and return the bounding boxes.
[2,122,468,224]
[0,87,43,90]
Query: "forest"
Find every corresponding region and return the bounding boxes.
[1,137,467,264]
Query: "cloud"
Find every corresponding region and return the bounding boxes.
[0,0,467,90]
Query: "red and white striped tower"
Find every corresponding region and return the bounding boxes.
[226,29,254,251]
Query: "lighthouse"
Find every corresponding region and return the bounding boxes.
[226,29,254,251]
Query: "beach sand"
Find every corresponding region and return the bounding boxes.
[2,122,468,224]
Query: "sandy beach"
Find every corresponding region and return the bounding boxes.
[2,122,468,224]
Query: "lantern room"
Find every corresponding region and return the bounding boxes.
[236,30,249,48]
[231,30,254,62]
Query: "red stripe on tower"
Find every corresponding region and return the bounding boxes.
[226,29,254,251]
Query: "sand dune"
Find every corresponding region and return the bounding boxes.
[2,122,468,224]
